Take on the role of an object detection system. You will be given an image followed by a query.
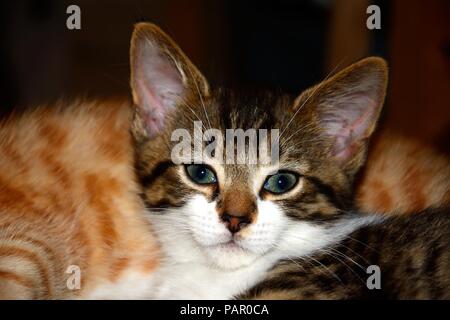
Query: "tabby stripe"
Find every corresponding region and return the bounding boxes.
[1,234,58,264]
[139,160,174,188]
[109,256,130,281]
[351,226,378,263]
[0,270,34,289]
[0,246,52,298]
[1,233,62,279]
[303,175,343,208]
[424,240,444,298]
[148,198,186,210]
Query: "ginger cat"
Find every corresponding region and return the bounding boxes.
[0,101,160,299]
[357,131,450,214]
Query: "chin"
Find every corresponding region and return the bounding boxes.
[204,243,259,270]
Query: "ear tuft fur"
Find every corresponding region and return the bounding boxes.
[130,23,209,138]
[294,57,388,173]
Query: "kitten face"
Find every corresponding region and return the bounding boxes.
[161,94,315,269]
[135,91,375,270]
[130,23,388,270]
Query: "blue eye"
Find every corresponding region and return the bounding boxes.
[263,172,298,194]
[185,165,217,185]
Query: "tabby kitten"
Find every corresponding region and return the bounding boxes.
[128,23,449,299]
[242,207,450,299]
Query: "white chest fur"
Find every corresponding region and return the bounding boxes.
[84,259,271,300]
[150,257,276,299]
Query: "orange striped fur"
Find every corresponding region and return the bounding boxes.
[356,131,450,214]
[0,100,160,299]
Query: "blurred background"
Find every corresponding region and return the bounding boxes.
[0,0,449,152]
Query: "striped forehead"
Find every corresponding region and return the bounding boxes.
[206,90,290,131]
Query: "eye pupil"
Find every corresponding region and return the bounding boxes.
[278,176,286,186]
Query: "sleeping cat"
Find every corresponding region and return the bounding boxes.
[1,22,448,299]
[129,24,449,299]
[356,131,450,214]
[0,100,162,298]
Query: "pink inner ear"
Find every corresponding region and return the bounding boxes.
[136,81,165,136]
[134,41,185,137]
[322,93,377,161]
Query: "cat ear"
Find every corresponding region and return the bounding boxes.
[294,57,388,172]
[130,23,209,138]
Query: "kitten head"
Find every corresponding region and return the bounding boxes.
[130,23,388,270]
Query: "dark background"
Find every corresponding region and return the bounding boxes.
[0,0,449,152]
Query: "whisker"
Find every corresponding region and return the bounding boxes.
[279,59,346,139]
[280,122,316,148]
[344,236,379,253]
[177,96,208,131]
[336,243,371,265]
[320,250,365,285]
[273,244,343,285]
[186,65,211,130]
[306,254,344,284]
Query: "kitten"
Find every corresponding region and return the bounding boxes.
[128,23,448,299]
[0,100,162,298]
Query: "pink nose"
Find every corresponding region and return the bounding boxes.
[221,213,251,234]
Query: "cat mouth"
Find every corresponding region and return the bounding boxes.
[201,238,260,269]
[211,240,246,252]
[220,240,240,248]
